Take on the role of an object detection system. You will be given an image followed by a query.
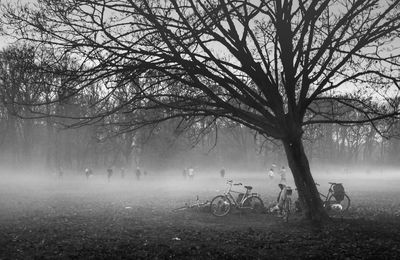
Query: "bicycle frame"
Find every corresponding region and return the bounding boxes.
[172,195,210,212]
[275,185,293,208]
[210,180,265,217]
[317,182,350,213]
[318,183,336,202]
[290,182,349,216]
[223,181,252,208]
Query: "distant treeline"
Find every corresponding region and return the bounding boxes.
[0,45,399,173]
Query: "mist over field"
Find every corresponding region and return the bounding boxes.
[1,150,400,259]
[2,163,400,217]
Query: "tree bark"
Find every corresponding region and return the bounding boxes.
[282,136,329,223]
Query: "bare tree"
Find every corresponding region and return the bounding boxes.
[2,0,400,222]
[0,44,43,165]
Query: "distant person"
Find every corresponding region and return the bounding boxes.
[135,167,141,180]
[268,168,274,179]
[85,168,93,180]
[107,167,113,182]
[182,168,187,179]
[279,166,287,184]
[188,167,194,180]
[220,168,225,178]
[120,167,125,179]
[58,167,64,179]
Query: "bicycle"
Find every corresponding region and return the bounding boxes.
[172,195,210,212]
[317,182,350,215]
[270,184,294,222]
[210,180,264,217]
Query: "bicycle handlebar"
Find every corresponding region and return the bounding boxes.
[234,183,242,186]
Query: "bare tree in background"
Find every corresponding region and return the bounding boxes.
[1,0,400,222]
[0,45,43,165]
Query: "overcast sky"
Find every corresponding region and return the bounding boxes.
[0,35,12,49]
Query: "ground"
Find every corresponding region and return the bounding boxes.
[0,170,400,259]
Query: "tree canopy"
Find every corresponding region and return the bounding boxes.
[1,0,399,134]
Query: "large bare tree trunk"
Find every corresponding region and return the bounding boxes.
[282,137,329,223]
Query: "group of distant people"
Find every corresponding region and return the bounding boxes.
[106,166,147,182]
[182,167,195,180]
[181,167,228,180]
[56,166,147,182]
[268,163,287,184]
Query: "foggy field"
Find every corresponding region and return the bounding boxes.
[1,168,400,259]
[2,0,400,258]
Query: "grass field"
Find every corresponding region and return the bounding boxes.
[1,170,400,259]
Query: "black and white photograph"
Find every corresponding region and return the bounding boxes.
[0,0,400,259]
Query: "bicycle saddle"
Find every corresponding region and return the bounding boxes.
[244,185,252,190]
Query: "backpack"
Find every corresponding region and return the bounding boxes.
[332,184,345,201]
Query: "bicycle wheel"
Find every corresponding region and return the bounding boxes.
[325,194,350,215]
[210,195,231,217]
[282,197,292,222]
[242,195,264,213]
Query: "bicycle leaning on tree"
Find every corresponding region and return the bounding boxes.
[269,184,294,223]
[317,182,351,215]
[210,180,265,217]
[277,182,350,221]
